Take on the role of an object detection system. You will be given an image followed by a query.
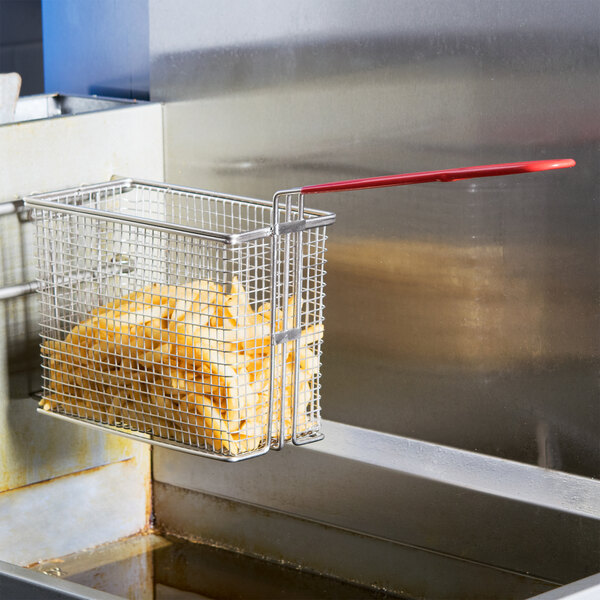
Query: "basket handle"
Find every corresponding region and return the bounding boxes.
[300,159,576,195]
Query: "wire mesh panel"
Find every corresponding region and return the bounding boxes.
[27,179,334,461]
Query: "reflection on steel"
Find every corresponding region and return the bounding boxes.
[0,559,122,600]
[154,420,600,584]
[528,574,600,600]
[153,482,557,599]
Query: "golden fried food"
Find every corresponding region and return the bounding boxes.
[39,278,322,456]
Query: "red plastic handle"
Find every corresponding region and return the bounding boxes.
[300,159,575,195]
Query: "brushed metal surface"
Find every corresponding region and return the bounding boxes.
[153,423,600,584]
[147,0,600,477]
[528,574,600,600]
[0,560,123,600]
[31,534,168,600]
[0,102,160,525]
[0,457,150,567]
[32,533,403,600]
[11,93,148,124]
[36,2,600,589]
[154,483,556,600]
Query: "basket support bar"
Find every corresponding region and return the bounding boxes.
[0,257,135,301]
[0,199,33,221]
[0,280,42,301]
[0,200,40,300]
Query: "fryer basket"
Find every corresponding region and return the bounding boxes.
[26,178,335,461]
[22,159,574,461]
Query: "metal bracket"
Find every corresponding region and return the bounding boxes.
[273,219,307,236]
[272,327,302,345]
[0,199,32,222]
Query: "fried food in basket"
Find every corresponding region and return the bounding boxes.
[39,278,322,456]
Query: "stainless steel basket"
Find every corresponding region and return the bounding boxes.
[26,178,335,461]
[24,160,574,461]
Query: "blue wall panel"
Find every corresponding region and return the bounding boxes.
[42,0,149,99]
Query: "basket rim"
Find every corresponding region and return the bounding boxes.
[23,177,336,245]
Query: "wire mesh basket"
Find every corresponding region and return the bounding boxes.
[23,159,574,461]
[26,178,336,461]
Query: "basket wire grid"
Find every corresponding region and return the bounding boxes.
[26,179,335,461]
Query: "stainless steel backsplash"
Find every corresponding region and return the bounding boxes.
[148,0,599,477]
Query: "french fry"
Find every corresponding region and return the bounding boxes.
[40,277,323,456]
